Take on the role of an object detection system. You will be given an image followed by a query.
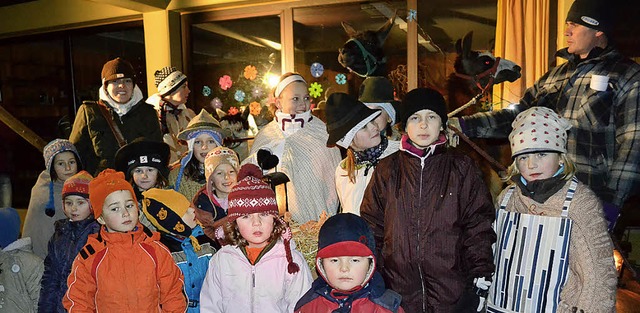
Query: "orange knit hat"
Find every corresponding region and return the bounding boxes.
[89,169,136,218]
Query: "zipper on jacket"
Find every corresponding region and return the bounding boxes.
[418,154,427,312]
[251,266,256,313]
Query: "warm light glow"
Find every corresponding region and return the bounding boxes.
[265,73,280,89]
[614,249,624,273]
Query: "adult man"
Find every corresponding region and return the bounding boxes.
[453,0,640,216]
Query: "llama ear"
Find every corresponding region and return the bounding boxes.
[462,31,473,58]
[376,16,395,44]
[342,21,358,38]
[455,38,463,55]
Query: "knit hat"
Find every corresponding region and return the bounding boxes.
[101,57,136,86]
[509,107,572,158]
[399,88,448,130]
[566,0,613,34]
[154,66,188,96]
[62,170,93,199]
[316,213,376,287]
[115,138,170,180]
[227,163,300,274]
[0,207,21,248]
[358,76,398,125]
[43,139,82,177]
[325,92,381,148]
[205,147,240,196]
[89,169,136,218]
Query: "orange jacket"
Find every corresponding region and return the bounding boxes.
[64,224,187,312]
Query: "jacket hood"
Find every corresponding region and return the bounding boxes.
[2,237,33,252]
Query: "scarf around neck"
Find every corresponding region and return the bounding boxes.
[514,167,567,204]
[99,85,144,117]
[352,136,388,176]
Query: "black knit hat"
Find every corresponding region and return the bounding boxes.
[399,88,448,130]
[114,138,170,180]
[101,57,136,86]
[325,92,381,148]
[317,213,375,259]
[566,0,613,34]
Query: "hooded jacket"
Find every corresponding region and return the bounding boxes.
[193,187,226,248]
[0,237,44,313]
[39,218,100,313]
[360,138,496,313]
[63,224,187,312]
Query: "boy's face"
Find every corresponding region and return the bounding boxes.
[97,190,139,233]
[236,213,275,249]
[321,256,371,292]
[132,166,159,192]
[164,82,190,105]
[63,195,92,222]
[210,163,237,198]
[405,109,442,149]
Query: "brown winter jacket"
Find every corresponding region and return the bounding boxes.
[360,142,496,313]
[69,100,162,176]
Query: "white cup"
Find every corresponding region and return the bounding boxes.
[590,74,609,92]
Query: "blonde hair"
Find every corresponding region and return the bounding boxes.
[503,153,576,182]
[269,72,306,114]
[223,215,287,248]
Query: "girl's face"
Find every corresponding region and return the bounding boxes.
[106,78,134,104]
[276,82,311,114]
[321,256,370,292]
[210,164,237,198]
[372,110,390,133]
[193,133,219,164]
[350,121,381,151]
[516,152,562,182]
[181,206,198,229]
[53,151,79,182]
[164,82,190,105]
[132,166,159,192]
[63,195,92,222]
[98,190,139,233]
[405,109,443,149]
[236,213,275,248]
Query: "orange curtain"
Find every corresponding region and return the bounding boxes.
[493,0,551,108]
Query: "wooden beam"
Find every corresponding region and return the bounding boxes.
[88,0,168,12]
[281,7,294,73]
[0,105,47,152]
[407,0,418,90]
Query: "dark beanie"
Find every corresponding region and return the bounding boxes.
[566,0,613,34]
[101,57,136,86]
[325,92,381,147]
[316,213,375,259]
[399,88,448,130]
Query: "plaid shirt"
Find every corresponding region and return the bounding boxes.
[462,47,640,207]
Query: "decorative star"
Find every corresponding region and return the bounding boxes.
[309,82,323,98]
[310,62,324,78]
[202,85,212,97]
[407,9,417,22]
[335,73,347,85]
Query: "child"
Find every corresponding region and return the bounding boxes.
[295,213,405,313]
[487,107,617,313]
[324,93,400,215]
[23,139,83,258]
[115,138,171,202]
[146,66,197,164]
[360,88,496,313]
[39,171,100,313]
[63,169,187,312]
[192,147,239,244]
[169,109,227,202]
[358,76,401,140]
[142,188,216,312]
[200,163,313,312]
[0,207,44,313]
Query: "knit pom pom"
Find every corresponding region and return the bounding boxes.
[287,262,300,274]
[237,163,263,181]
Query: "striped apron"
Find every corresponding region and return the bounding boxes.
[487,177,578,313]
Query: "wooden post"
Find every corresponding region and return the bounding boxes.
[407,0,418,90]
[0,105,47,152]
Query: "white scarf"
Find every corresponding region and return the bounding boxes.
[274,110,312,137]
[99,85,144,117]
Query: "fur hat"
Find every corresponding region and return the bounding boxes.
[358,76,398,125]
[177,109,226,143]
[204,147,239,196]
[43,139,82,177]
[566,0,612,34]
[62,170,93,199]
[0,207,21,248]
[89,169,136,218]
[115,138,170,180]
[325,92,381,148]
[154,66,188,96]
[399,88,448,130]
[509,107,572,158]
[101,57,136,86]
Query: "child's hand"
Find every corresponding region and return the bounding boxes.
[473,276,491,312]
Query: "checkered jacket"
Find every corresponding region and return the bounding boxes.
[462,47,640,207]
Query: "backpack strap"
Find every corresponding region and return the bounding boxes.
[96,101,127,148]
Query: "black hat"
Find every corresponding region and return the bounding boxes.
[358,76,399,124]
[325,93,381,148]
[566,0,612,34]
[399,88,448,130]
[316,213,375,259]
[114,138,170,180]
[101,57,136,86]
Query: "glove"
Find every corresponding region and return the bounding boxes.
[473,277,491,312]
[447,118,462,148]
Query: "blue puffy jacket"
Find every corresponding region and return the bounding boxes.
[38,218,100,313]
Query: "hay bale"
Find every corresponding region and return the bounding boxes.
[286,211,329,273]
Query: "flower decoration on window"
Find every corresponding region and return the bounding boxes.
[219,75,233,90]
[407,9,417,22]
[228,106,240,116]
[252,86,264,99]
[202,85,212,97]
[249,101,262,116]
[211,97,223,109]
[309,82,323,98]
[335,73,347,85]
[244,65,258,80]
[310,62,324,78]
[234,90,246,102]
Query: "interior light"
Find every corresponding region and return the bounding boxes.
[265,73,280,89]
